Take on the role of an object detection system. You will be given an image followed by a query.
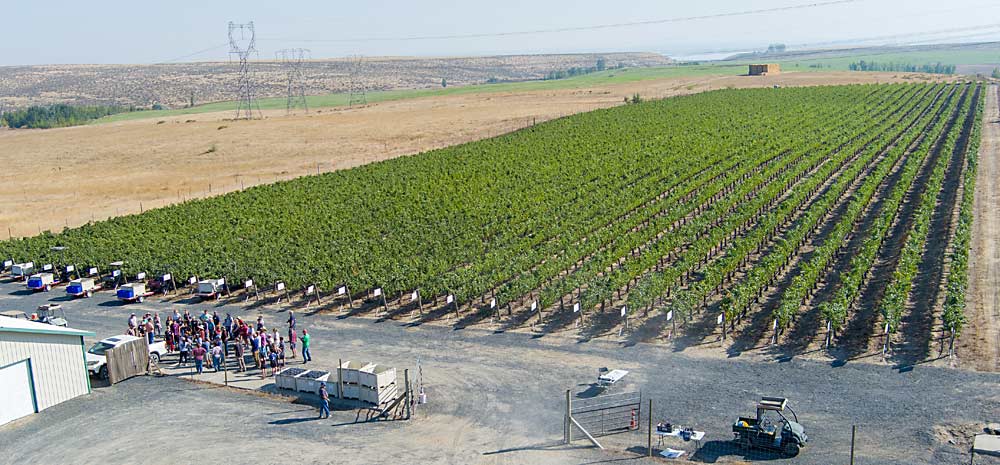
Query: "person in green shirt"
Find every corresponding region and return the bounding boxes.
[300,329,312,363]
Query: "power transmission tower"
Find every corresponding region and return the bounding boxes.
[228,21,261,120]
[276,48,310,114]
[347,55,367,106]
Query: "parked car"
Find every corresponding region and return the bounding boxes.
[85,334,168,379]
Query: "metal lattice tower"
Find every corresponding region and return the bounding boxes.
[276,48,310,114]
[347,55,368,106]
[228,21,261,120]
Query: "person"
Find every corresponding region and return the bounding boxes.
[200,309,210,324]
[289,328,297,359]
[153,313,162,336]
[128,313,138,330]
[278,336,286,368]
[250,332,262,369]
[178,337,190,365]
[192,343,207,375]
[211,342,223,372]
[144,319,155,344]
[287,310,296,332]
[300,329,311,363]
[268,344,278,376]
[235,337,246,372]
[318,382,330,419]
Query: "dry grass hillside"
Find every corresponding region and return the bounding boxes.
[0,53,671,109]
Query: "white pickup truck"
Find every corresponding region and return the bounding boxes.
[85,334,167,379]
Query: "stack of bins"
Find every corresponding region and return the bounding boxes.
[338,361,374,399]
[275,367,306,390]
[359,364,397,406]
[296,369,331,394]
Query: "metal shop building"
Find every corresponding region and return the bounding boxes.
[0,317,94,425]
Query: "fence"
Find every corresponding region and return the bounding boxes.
[105,338,149,384]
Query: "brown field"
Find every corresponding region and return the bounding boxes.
[0,71,956,238]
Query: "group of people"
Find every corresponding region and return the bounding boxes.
[125,309,313,377]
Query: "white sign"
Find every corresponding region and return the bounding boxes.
[666,310,673,321]
[573,303,580,313]
[884,322,890,335]
[3,260,11,267]
[446,294,454,304]
[42,264,53,271]
[621,306,627,318]
[65,265,75,272]
[112,270,121,277]
[89,267,98,276]
[411,290,418,301]
[245,279,254,289]
[717,314,724,325]
[219,277,225,285]
[338,286,347,295]
[530,301,537,311]
[306,285,315,295]
[772,319,778,330]
[373,288,382,297]
[276,282,286,291]
[490,298,496,309]
[162,273,171,281]
[189,276,197,285]
[136,272,147,280]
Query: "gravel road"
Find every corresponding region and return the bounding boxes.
[0,280,997,465]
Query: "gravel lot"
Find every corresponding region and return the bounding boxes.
[0,280,997,465]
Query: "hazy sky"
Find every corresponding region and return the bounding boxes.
[3,0,1000,65]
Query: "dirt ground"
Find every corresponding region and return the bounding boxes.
[0,71,952,237]
[962,84,1000,372]
[0,279,996,465]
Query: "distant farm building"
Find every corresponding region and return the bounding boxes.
[749,64,781,76]
[0,317,94,425]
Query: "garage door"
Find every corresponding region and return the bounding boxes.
[0,359,36,425]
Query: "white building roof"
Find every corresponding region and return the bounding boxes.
[0,316,95,337]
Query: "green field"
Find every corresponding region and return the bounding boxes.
[95,64,747,124]
[4,83,982,345]
[758,44,1000,71]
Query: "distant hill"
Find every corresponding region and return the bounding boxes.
[0,53,671,110]
[718,41,1000,75]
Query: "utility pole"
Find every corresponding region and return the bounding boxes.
[228,21,260,120]
[276,48,310,114]
[347,55,367,106]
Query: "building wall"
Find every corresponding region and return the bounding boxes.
[0,332,89,411]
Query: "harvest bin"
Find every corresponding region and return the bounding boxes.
[359,364,396,390]
[340,360,374,384]
[275,367,306,390]
[296,370,330,394]
[117,283,146,299]
[67,278,97,297]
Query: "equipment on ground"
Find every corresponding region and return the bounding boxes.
[85,334,167,380]
[196,278,226,300]
[33,304,67,327]
[66,278,101,298]
[116,283,153,303]
[26,272,60,292]
[11,262,34,281]
[732,397,808,457]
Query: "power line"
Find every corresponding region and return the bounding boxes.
[154,42,230,65]
[276,48,310,114]
[259,0,861,44]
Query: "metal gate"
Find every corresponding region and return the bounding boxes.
[565,390,641,447]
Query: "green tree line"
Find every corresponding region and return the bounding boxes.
[848,60,955,74]
[1,104,128,129]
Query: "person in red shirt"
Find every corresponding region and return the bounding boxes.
[192,344,207,374]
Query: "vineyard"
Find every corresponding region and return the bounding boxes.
[0,82,984,359]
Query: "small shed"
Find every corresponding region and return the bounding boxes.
[0,317,94,425]
[749,63,781,76]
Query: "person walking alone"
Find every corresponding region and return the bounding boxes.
[300,329,312,363]
[318,382,330,419]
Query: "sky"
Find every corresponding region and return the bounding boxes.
[3,0,1000,65]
